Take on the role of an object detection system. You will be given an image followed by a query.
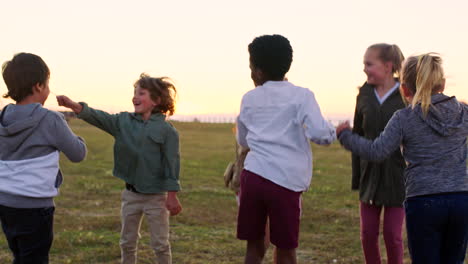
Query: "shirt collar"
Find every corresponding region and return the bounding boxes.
[262,80,290,87]
[131,112,166,122]
[374,82,399,105]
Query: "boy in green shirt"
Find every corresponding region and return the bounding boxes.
[57,73,181,264]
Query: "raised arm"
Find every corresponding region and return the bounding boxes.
[300,90,336,145]
[51,113,87,162]
[338,111,404,161]
[57,95,119,136]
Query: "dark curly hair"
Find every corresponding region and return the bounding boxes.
[248,34,293,80]
[134,73,177,116]
[2,53,50,102]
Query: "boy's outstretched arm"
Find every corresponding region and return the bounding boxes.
[57,95,83,114]
[53,114,87,162]
[57,95,119,136]
[301,90,336,145]
[51,96,86,161]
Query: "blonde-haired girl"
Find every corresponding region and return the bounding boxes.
[337,53,468,264]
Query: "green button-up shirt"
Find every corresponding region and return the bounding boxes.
[78,103,180,193]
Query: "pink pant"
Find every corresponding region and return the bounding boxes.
[360,202,405,264]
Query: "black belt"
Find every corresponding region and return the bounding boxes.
[125,183,141,193]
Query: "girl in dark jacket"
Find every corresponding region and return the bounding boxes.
[352,43,406,264]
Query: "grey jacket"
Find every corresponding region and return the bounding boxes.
[0,103,87,208]
[340,94,468,198]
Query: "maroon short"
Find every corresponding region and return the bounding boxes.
[237,170,302,249]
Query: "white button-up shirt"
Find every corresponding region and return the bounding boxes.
[237,81,336,192]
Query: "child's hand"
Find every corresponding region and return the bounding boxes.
[56,95,83,114]
[166,192,182,216]
[336,121,351,136]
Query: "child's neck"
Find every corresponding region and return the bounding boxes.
[375,78,397,97]
[256,77,286,86]
[17,95,44,106]
[141,112,151,121]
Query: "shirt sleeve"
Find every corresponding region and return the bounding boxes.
[300,90,337,145]
[76,102,120,136]
[339,111,404,161]
[236,115,248,148]
[52,112,87,162]
[236,97,249,148]
[162,125,181,191]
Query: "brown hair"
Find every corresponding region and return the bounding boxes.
[368,43,405,78]
[134,73,177,116]
[2,53,50,102]
[401,53,445,116]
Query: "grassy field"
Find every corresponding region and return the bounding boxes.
[0,119,415,263]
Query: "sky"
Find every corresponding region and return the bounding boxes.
[1,0,467,120]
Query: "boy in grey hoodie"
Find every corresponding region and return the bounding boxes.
[0,53,87,263]
[337,53,468,264]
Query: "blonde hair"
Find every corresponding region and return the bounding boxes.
[368,43,405,78]
[401,53,445,116]
[134,73,177,116]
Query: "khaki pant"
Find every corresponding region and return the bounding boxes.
[120,189,171,264]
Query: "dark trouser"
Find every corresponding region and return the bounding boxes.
[0,205,55,264]
[404,192,468,264]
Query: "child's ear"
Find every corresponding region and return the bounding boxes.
[252,68,265,86]
[32,83,42,93]
[153,97,161,106]
[384,61,393,74]
[401,84,413,98]
[256,69,265,81]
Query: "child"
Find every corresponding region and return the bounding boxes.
[352,43,406,264]
[337,53,468,264]
[0,52,87,263]
[236,34,336,264]
[56,73,182,264]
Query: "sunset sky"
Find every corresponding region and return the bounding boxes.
[1,0,467,120]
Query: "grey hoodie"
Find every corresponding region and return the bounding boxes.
[0,103,87,208]
[339,94,468,198]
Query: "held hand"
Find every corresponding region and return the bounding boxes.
[166,192,182,216]
[56,95,75,108]
[56,95,83,114]
[336,121,351,136]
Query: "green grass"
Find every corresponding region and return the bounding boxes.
[0,119,415,263]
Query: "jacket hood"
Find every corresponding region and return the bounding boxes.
[0,103,49,152]
[414,93,466,136]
